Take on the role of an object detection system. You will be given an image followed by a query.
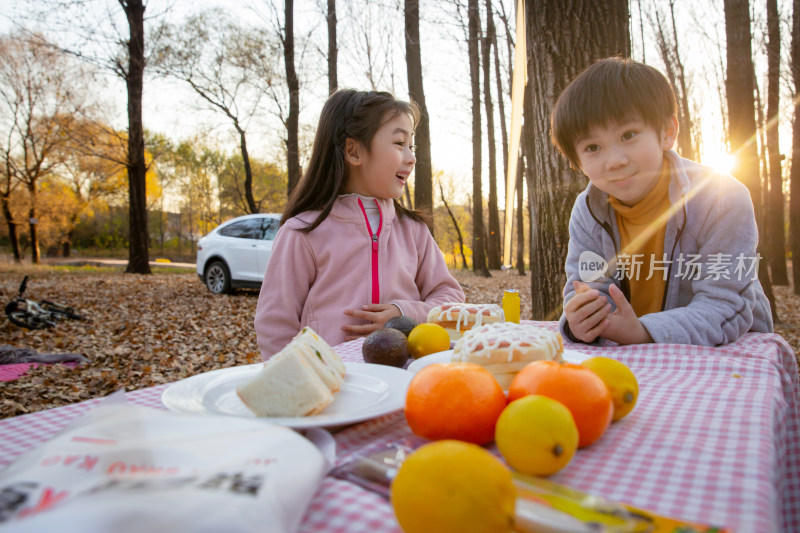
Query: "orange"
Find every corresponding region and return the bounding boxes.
[508,360,613,448]
[405,362,507,444]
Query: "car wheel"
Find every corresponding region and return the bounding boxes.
[205,260,232,294]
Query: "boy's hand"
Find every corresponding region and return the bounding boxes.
[341,304,402,341]
[602,284,653,345]
[564,281,612,343]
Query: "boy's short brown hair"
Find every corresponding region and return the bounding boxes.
[551,57,677,168]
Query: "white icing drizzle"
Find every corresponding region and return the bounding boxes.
[451,322,563,363]
[430,303,505,332]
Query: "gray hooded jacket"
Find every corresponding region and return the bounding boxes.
[559,150,773,346]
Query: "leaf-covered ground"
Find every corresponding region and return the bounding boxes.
[1,266,798,419]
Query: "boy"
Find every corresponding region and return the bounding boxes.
[552,57,772,346]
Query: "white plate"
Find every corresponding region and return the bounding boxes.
[161,362,412,429]
[407,348,591,374]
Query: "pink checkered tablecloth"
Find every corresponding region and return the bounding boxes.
[0,363,35,381]
[1,322,798,532]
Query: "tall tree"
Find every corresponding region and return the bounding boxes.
[723,0,777,319]
[651,1,696,160]
[493,4,510,187]
[328,0,337,95]
[791,0,800,294]
[120,0,150,274]
[495,0,524,274]
[0,35,86,264]
[284,0,301,196]
[21,0,158,272]
[765,0,788,285]
[524,0,629,320]
[522,69,536,280]
[439,180,468,269]
[154,12,277,215]
[468,0,489,276]
[482,0,501,269]
[515,155,525,275]
[405,0,434,232]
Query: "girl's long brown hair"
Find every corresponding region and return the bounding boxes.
[281,89,424,232]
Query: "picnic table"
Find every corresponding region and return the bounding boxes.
[1,321,798,532]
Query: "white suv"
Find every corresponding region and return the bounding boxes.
[196,213,281,294]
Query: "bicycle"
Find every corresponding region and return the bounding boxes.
[4,276,89,330]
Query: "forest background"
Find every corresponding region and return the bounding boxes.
[0,0,798,323]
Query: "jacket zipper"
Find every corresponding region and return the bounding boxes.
[585,197,630,300]
[357,198,383,304]
[659,202,687,311]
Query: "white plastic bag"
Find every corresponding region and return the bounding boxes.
[0,403,332,533]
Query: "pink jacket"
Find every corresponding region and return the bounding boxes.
[255,196,465,358]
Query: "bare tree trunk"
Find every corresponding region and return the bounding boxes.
[652,3,695,160]
[515,154,525,275]
[523,75,536,297]
[495,0,516,269]
[482,0,501,270]
[522,47,537,302]
[235,124,257,214]
[766,0,788,284]
[669,1,695,161]
[1,153,21,262]
[791,0,800,295]
[122,0,151,274]
[492,11,509,187]
[468,0,489,277]
[27,185,40,263]
[328,0,337,95]
[405,0,433,233]
[723,0,777,320]
[755,79,769,220]
[439,181,468,269]
[285,0,301,197]
[525,0,629,320]
[637,0,645,62]
[0,195,21,263]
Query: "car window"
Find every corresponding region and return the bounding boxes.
[218,218,264,239]
[262,218,279,241]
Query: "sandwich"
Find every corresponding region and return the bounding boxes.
[236,327,345,417]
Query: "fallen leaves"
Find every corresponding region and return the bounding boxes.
[0,266,797,420]
[0,271,263,419]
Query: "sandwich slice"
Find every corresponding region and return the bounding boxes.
[296,327,346,391]
[236,327,345,417]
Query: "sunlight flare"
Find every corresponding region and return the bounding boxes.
[700,149,736,175]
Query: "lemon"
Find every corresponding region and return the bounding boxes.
[407,323,451,359]
[495,395,579,477]
[582,357,638,421]
[391,440,516,533]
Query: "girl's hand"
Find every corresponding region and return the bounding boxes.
[341,304,402,341]
[602,284,653,345]
[564,281,612,343]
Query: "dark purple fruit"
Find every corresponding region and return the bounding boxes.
[384,316,419,338]
[362,328,410,367]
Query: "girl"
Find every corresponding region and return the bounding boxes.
[255,90,465,358]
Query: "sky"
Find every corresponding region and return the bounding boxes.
[0,0,795,204]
